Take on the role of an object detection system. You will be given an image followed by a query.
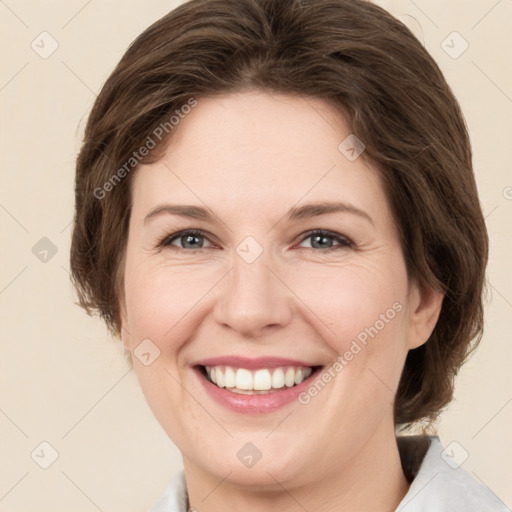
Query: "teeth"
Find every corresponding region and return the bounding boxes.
[215,367,225,388]
[285,367,296,387]
[254,369,272,391]
[235,369,253,390]
[204,365,313,393]
[224,367,236,388]
[271,368,285,389]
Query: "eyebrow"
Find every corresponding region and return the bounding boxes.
[144,201,374,226]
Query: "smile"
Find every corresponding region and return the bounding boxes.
[202,365,314,394]
[193,356,323,413]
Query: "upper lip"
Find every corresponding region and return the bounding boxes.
[193,356,320,369]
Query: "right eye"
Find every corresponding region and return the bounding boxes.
[158,229,214,252]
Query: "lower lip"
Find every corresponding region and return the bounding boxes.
[194,366,320,414]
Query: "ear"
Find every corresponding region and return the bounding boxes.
[407,280,444,350]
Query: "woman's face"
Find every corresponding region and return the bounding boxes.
[120,91,441,489]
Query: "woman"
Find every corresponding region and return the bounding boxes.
[70,0,507,510]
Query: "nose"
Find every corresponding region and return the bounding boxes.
[212,249,293,339]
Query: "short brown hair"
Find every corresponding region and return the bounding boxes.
[70,0,488,427]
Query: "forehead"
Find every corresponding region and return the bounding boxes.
[131,91,391,227]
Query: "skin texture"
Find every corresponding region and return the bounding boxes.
[120,91,443,512]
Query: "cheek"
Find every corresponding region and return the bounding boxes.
[124,260,216,347]
[284,256,411,405]
[285,257,409,350]
[123,260,205,441]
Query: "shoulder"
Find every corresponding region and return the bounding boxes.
[396,435,509,511]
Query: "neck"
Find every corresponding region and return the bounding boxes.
[184,421,409,512]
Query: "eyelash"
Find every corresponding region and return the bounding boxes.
[157,229,354,253]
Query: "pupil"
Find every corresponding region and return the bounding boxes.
[183,234,201,248]
[313,234,332,248]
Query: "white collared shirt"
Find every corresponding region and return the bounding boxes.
[150,436,509,511]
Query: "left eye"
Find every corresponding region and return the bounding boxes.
[298,230,353,250]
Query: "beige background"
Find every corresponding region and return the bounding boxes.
[0,0,511,510]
